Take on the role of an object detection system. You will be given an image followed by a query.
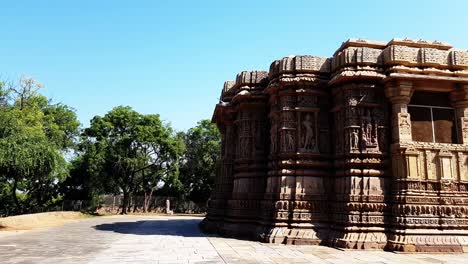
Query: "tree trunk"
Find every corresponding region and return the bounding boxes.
[121,191,129,215]
[143,192,148,213]
[144,189,154,213]
[132,195,138,213]
[128,196,133,213]
[12,178,21,214]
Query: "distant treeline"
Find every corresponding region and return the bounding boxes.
[0,77,220,217]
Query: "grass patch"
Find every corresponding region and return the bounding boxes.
[0,211,95,231]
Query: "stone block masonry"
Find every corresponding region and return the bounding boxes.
[201,38,468,253]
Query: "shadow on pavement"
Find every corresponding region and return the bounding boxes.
[93,219,209,237]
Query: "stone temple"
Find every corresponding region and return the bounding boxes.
[201,38,468,252]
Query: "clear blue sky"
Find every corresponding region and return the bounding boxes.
[1,0,467,131]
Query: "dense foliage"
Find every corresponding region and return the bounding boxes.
[0,77,80,215]
[178,120,221,203]
[0,77,221,216]
[81,106,184,214]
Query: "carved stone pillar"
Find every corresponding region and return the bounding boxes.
[222,71,269,238]
[202,81,237,233]
[261,56,332,245]
[451,85,468,145]
[207,112,236,218]
[385,81,414,144]
[330,83,390,250]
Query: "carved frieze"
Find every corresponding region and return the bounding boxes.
[383,45,419,66]
[450,50,468,69]
[421,48,449,66]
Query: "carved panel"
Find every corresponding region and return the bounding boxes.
[297,95,317,107]
[462,117,468,144]
[384,45,420,65]
[421,48,449,66]
[294,56,330,73]
[450,50,468,69]
[237,118,251,159]
[280,96,296,108]
[270,116,278,154]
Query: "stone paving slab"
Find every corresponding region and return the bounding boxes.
[0,215,467,263]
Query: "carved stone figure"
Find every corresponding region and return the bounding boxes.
[399,113,411,134]
[350,129,359,150]
[301,113,315,150]
[282,130,295,152]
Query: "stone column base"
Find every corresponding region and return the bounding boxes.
[260,224,329,245]
[387,230,468,253]
[330,229,388,250]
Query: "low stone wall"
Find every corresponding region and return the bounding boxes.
[97,195,206,214]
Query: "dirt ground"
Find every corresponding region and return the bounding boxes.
[0,211,92,231]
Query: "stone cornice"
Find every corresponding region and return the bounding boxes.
[214,38,468,118]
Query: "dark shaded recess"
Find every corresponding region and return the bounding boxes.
[410,91,451,107]
[433,108,457,144]
[409,106,433,142]
[409,91,457,144]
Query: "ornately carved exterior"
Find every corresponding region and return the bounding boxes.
[201,38,468,253]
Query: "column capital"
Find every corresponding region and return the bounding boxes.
[384,81,414,105]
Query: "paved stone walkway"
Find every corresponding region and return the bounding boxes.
[0,215,468,263]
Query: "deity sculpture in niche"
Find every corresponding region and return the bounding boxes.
[282,130,295,152]
[350,128,360,151]
[300,113,317,152]
[287,131,295,151]
[462,117,468,143]
[361,109,370,144]
[280,111,296,153]
[361,108,378,151]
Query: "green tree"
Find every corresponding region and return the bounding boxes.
[83,106,183,214]
[58,136,110,212]
[179,119,220,203]
[0,77,80,215]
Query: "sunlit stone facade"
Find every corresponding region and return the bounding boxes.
[201,38,468,252]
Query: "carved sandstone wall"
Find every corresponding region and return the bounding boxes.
[202,38,468,253]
